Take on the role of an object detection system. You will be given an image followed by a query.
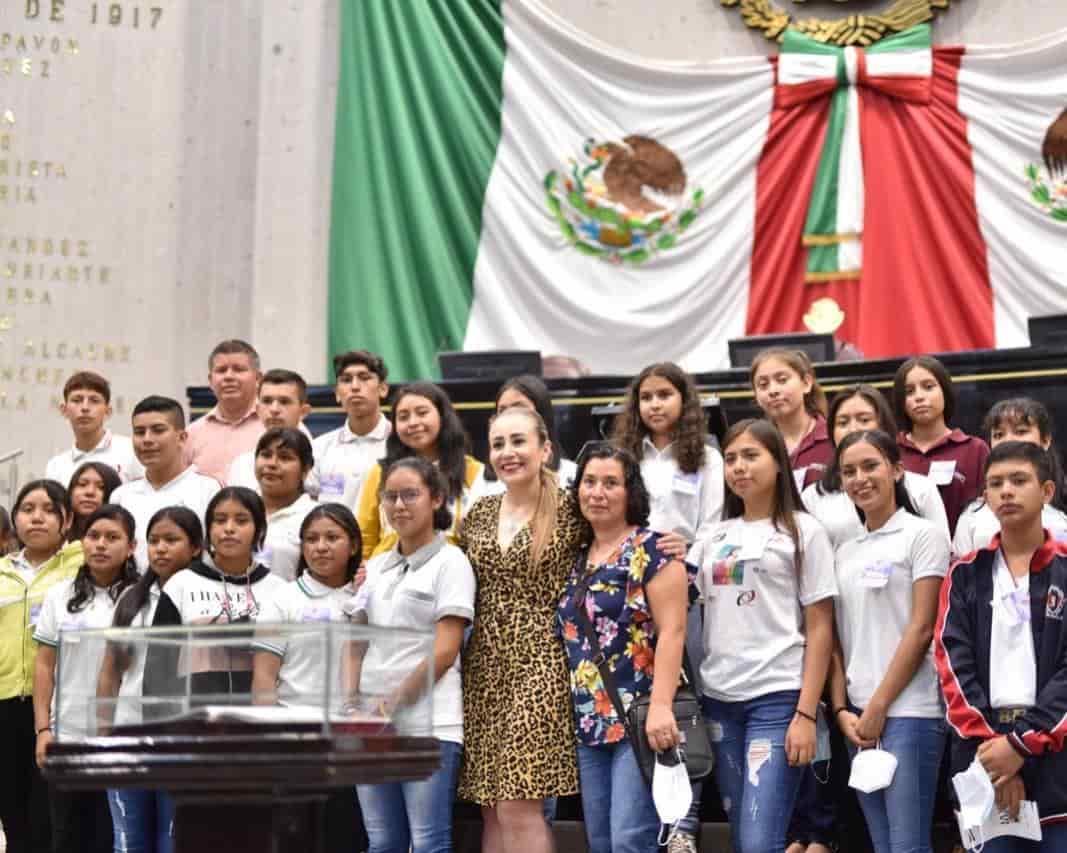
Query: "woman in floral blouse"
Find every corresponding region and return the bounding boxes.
[556,444,691,853]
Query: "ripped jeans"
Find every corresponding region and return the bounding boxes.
[701,691,804,853]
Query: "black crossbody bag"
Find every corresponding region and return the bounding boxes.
[571,549,713,785]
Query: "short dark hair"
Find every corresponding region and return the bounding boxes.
[379,457,454,532]
[985,440,1055,485]
[208,340,260,372]
[13,480,71,548]
[205,487,268,553]
[132,395,186,429]
[62,371,111,403]
[255,427,314,473]
[259,369,308,403]
[893,355,955,428]
[571,443,650,527]
[333,350,387,383]
[297,503,363,583]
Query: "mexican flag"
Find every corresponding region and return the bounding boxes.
[328,0,1067,380]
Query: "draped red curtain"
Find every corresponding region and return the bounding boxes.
[747,49,994,357]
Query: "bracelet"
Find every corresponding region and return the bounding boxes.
[35,726,50,735]
[794,708,817,724]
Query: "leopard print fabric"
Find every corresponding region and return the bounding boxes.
[457,490,587,805]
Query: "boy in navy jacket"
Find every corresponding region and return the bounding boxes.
[935,441,1067,849]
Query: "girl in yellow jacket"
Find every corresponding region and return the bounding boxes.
[0,479,82,853]
[356,382,486,561]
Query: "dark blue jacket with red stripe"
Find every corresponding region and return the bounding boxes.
[934,532,1067,825]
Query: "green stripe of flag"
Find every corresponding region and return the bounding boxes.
[328,0,506,380]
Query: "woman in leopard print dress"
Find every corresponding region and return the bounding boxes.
[458,408,585,853]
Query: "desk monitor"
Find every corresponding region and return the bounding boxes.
[728,333,836,368]
[438,350,542,382]
[1028,314,1067,349]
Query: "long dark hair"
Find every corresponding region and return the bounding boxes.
[983,398,1067,513]
[383,382,470,501]
[484,375,563,480]
[296,503,363,583]
[893,355,955,430]
[818,385,898,495]
[12,479,70,552]
[67,461,122,541]
[835,430,918,526]
[68,505,139,613]
[611,362,707,474]
[113,507,204,629]
[205,487,268,555]
[722,419,805,575]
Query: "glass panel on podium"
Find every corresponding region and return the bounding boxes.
[52,622,435,740]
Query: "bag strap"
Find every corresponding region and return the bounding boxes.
[571,548,633,734]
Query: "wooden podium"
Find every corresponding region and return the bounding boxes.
[43,711,441,853]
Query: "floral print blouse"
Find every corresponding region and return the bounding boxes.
[556,528,690,747]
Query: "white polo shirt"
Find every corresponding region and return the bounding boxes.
[34,578,120,738]
[834,508,950,717]
[309,416,390,509]
[357,535,475,743]
[45,431,144,486]
[111,466,221,570]
[953,501,1067,557]
[988,550,1037,709]
[253,574,360,707]
[802,471,949,550]
[641,438,724,543]
[261,493,318,581]
[694,513,837,702]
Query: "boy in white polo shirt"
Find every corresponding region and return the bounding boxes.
[310,350,391,509]
[45,371,143,485]
[227,369,313,491]
[112,396,221,569]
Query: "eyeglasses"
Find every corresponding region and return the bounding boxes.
[381,488,424,506]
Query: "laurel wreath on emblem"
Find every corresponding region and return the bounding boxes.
[1024,164,1067,222]
[545,136,704,265]
[721,0,954,46]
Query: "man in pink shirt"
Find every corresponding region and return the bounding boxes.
[184,339,265,483]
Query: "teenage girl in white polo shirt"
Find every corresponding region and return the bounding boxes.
[693,419,837,853]
[97,505,203,853]
[352,457,475,853]
[953,398,1067,557]
[828,430,951,853]
[252,502,367,853]
[255,427,318,581]
[33,504,139,853]
[803,385,949,549]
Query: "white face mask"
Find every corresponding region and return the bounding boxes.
[652,749,692,834]
[953,757,996,844]
[848,746,898,794]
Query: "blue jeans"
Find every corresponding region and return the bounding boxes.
[356,739,462,853]
[979,825,1067,852]
[845,716,945,853]
[701,690,804,853]
[577,739,659,853]
[107,789,175,853]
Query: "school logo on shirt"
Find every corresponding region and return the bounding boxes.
[545,136,704,266]
[1047,584,1065,621]
[711,544,745,586]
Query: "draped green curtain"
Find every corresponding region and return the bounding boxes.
[328,0,506,381]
